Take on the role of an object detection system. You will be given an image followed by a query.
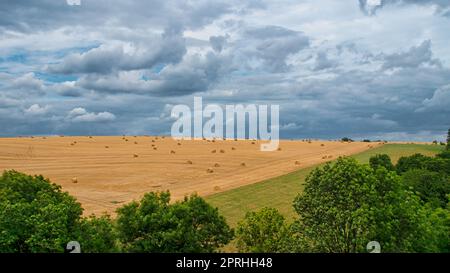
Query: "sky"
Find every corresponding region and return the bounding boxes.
[0,0,449,141]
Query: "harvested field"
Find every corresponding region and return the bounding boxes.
[0,136,376,215]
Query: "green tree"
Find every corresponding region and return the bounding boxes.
[369,154,395,171]
[74,215,118,253]
[437,150,450,160]
[235,207,289,253]
[292,158,441,252]
[396,154,450,175]
[396,154,430,174]
[401,169,450,208]
[116,191,233,253]
[0,170,82,253]
[447,128,450,150]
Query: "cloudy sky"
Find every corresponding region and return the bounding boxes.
[0,0,449,141]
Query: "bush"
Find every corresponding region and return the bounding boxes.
[369,154,395,171]
[0,170,83,253]
[116,191,233,253]
[235,208,289,253]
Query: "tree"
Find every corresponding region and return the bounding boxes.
[447,128,450,150]
[235,207,289,253]
[437,150,450,160]
[396,154,430,174]
[292,158,442,252]
[341,137,353,142]
[0,170,82,253]
[116,191,233,253]
[401,169,450,209]
[74,215,118,253]
[369,154,395,171]
[396,154,450,175]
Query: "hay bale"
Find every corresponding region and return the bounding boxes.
[186,160,193,164]
[322,156,327,159]
[134,141,138,144]
[214,163,220,167]
[220,149,225,153]
[211,149,217,153]
[295,161,301,165]
[133,154,139,158]
[321,144,325,147]
[214,186,221,191]
[231,147,236,150]
[105,145,109,149]
[206,168,214,173]
[328,155,333,159]
[153,147,157,150]
[152,139,155,143]
[170,150,176,154]
[277,147,282,151]
[71,177,78,184]
[177,142,181,146]
[241,162,246,167]
[251,141,256,144]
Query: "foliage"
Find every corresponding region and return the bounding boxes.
[437,150,450,160]
[369,154,395,171]
[116,191,233,253]
[292,158,444,252]
[235,207,289,253]
[396,153,450,175]
[74,215,118,253]
[447,129,450,150]
[401,169,450,209]
[0,170,83,253]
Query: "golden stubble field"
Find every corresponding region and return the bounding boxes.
[0,136,379,215]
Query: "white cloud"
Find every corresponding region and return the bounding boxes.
[24,104,50,116]
[68,107,116,122]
